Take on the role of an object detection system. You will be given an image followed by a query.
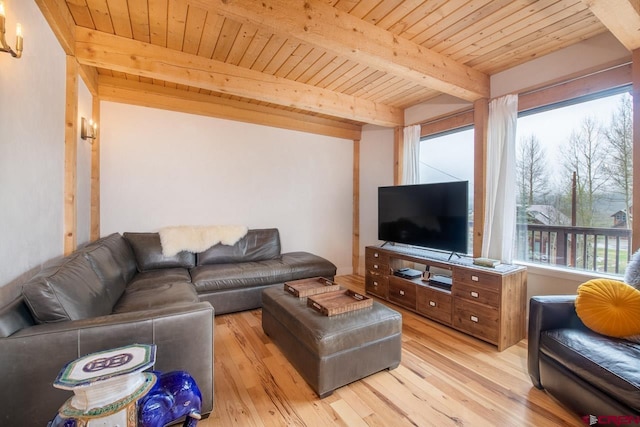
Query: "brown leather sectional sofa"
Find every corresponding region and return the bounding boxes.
[528,296,640,420]
[0,228,336,426]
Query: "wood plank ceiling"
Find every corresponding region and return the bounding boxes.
[60,0,623,131]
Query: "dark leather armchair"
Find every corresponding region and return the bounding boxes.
[528,296,640,420]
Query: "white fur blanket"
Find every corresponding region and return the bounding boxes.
[159,225,248,257]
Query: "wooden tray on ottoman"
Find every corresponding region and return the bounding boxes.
[307,290,373,316]
[284,277,341,298]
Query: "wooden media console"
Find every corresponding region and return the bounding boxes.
[365,245,527,351]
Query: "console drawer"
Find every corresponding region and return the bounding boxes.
[365,247,389,263]
[453,282,500,308]
[454,268,501,292]
[365,273,388,299]
[365,257,389,275]
[417,286,452,325]
[388,277,416,309]
[453,300,499,343]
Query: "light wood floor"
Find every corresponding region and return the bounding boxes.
[200,275,582,426]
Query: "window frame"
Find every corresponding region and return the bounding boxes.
[414,62,633,270]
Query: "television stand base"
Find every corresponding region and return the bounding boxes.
[447,252,462,262]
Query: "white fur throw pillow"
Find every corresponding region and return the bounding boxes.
[159,225,248,257]
[625,248,640,289]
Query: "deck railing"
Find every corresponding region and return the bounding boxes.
[515,224,631,274]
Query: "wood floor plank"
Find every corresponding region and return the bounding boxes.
[198,275,583,426]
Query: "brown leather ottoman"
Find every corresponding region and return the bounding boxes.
[261,286,402,398]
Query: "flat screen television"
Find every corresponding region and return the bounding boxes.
[378,181,469,254]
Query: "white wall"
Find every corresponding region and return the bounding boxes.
[405,94,471,127]
[0,0,66,301]
[358,125,395,274]
[100,102,354,274]
[491,32,630,98]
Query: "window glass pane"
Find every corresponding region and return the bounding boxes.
[420,128,474,254]
[515,90,633,275]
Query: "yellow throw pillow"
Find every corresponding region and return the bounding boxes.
[575,278,640,339]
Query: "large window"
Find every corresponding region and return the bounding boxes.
[420,128,475,254]
[515,89,633,274]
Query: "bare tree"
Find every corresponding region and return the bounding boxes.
[603,93,633,228]
[561,116,609,227]
[517,134,549,207]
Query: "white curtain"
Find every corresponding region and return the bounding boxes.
[482,94,518,263]
[402,124,421,185]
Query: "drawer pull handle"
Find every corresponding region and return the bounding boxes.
[374,253,379,258]
[373,281,378,287]
[471,275,479,282]
[470,315,479,323]
[373,264,378,269]
[429,301,436,307]
[399,290,405,296]
[470,291,479,298]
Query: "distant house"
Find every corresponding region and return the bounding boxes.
[611,210,628,228]
[526,205,571,226]
[518,205,572,264]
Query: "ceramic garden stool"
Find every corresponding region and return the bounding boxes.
[48,344,202,427]
[261,286,402,398]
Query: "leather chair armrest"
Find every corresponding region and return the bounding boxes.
[527,295,582,388]
[0,302,214,426]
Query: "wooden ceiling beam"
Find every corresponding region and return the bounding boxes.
[185,0,490,101]
[75,27,402,127]
[35,0,76,55]
[98,76,363,140]
[583,0,640,50]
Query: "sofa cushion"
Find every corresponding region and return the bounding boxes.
[83,245,127,308]
[281,252,337,280]
[191,259,293,292]
[22,254,113,323]
[625,248,640,289]
[124,232,195,272]
[99,233,138,283]
[127,268,192,290]
[191,251,336,293]
[540,328,640,412]
[196,228,281,266]
[112,281,199,314]
[575,278,640,342]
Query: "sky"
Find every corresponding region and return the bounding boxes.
[418,90,631,206]
[516,91,629,185]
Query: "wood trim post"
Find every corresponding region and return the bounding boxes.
[632,49,640,252]
[473,98,489,258]
[353,139,360,275]
[394,126,403,185]
[64,56,78,255]
[90,97,100,241]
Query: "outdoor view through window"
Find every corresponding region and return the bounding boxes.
[516,89,633,275]
[419,88,633,274]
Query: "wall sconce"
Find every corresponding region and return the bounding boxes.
[81,117,98,141]
[0,2,23,59]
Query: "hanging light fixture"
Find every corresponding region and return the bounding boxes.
[0,1,23,59]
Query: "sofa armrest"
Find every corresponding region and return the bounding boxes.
[0,302,214,427]
[527,295,583,388]
[11,302,212,337]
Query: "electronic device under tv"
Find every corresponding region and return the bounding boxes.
[378,181,469,255]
